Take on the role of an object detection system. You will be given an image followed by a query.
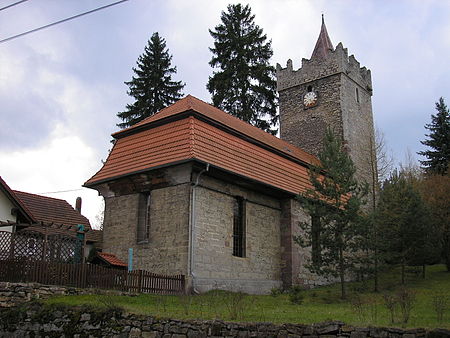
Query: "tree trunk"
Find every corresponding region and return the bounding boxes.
[401,261,405,285]
[374,247,379,292]
[339,246,346,299]
[422,264,426,279]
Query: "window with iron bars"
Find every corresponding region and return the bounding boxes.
[232,196,246,258]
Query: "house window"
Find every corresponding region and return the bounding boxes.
[311,214,321,266]
[232,197,246,257]
[137,192,151,243]
[356,87,360,103]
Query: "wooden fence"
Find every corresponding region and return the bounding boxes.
[0,259,185,295]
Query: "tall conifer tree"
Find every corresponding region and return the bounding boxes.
[418,97,450,175]
[207,4,278,134]
[376,170,434,283]
[296,129,368,299]
[117,32,184,129]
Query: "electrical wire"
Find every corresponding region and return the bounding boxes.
[0,0,30,12]
[0,0,130,44]
[37,188,85,195]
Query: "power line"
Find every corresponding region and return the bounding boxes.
[37,188,85,195]
[0,0,130,44]
[0,0,30,12]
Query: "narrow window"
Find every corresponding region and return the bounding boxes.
[307,85,313,92]
[137,192,151,243]
[232,197,246,257]
[356,87,360,103]
[311,214,321,266]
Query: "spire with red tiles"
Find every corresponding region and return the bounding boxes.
[311,14,334,59]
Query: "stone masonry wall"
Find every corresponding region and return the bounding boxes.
[278,74,343,156]
[134,184,190,275]
[193,176,281,294]
[277,41,377,206]
[0,282,72,308]
[290,199,337,288]
[2,304,448,338]
[103,183,191,276]
[0,282,135,309]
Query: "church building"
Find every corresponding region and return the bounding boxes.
[84,19,376,294]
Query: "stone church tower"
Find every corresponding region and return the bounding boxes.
[276,16,376,190]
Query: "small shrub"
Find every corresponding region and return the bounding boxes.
[96,295,123,312]
[178,292,193,316]
[203,289,225,318]
[396,287,415,326]
[350,294,379,325]
[223,291,248,320]
[350,293,365,322]
[155,295,168,313]
[432,293,448,324]
[288,286,305,305]
[270,287,284,297]
[382,292,397,324]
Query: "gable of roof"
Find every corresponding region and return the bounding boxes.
[13,190,91,228]
[0,176,35,223]
[85,95,319,195]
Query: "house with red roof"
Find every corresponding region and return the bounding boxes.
[0,176,102,259]
[85,19,376,293]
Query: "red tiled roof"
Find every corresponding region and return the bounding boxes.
[13,191,91,228]
[85,95,319,195]
[114,95,317,165]
[97,252,127,267]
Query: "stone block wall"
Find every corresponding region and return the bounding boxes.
[103,183,191,276]
[192,176,282,294]
[278,74,343,156]
[134,184,190,275]
[282,199,336,288]
[2,304,448,338]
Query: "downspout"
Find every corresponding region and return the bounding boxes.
[188,163,210,293]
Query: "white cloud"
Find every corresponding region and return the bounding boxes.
[0,123,103,228]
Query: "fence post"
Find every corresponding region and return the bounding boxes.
[138,270,143,293]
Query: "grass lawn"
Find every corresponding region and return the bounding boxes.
[45,264,450,329]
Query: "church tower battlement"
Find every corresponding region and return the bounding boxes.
[277,16,377,194]
[276,42,372,94]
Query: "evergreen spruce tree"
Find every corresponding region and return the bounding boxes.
[207,4,278,134]
[295,129,368,299]
[418,97,450,175]
[376,170,434,284]
[117,32,184,129]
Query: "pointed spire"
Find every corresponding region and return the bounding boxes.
[311,14,334,59]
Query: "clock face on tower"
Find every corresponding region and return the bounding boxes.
[303,91,318,108]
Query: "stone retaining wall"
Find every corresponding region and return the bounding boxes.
[0,282,134,308]
[1,303,449,338]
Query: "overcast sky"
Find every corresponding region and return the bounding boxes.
[0,0,449,227]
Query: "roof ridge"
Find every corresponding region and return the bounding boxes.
[13,190,71,202]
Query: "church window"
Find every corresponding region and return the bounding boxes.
[137,192,151,243]
[232,196,246,257]
[356,87,360,103]
[307,85,313,92]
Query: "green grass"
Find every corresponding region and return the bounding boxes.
[45,264,450,329]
